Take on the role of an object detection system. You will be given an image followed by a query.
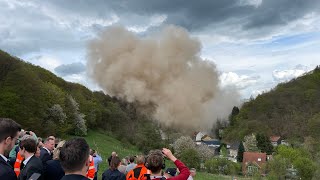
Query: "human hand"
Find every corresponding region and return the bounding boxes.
[29,131,34,136]
[162,148,177,162]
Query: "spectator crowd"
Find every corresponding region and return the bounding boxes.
[0,118,195,180]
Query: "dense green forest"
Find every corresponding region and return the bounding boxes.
[0,50,164,153]
[223,65,320,144]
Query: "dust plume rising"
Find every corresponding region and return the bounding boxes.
[87,25,240,130]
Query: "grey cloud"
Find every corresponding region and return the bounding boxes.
[44,0,320,32]
[1,0,319,56]
[54,62,85,76]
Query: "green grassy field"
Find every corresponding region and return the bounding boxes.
[79,130,140,178]
[79,131,254,180]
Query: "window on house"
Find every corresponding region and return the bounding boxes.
[247,165,258,175]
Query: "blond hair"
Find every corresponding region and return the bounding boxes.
[53,140,65,160]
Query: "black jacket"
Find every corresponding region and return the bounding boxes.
[40,147,52,164]
[19,155,43,180]
[44,159,65,180]
[0,156,17,180]
[102,169,126,180]
[60,174,90,180]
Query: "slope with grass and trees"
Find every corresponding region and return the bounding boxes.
[0,49,164,153]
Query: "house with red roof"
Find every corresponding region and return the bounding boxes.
[270,136,282,146]
[242,152,267,176]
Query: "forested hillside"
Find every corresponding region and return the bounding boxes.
[0,50,163,152]
[224,66,320,144]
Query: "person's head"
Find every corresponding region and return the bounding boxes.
[0,118,21,155]
[53,140,65,160]
[49,136,56,141]
[110,156,121,171]
[44,137,55,151]
[146,150,165,175]
[19,137,37,158]
[37,137,44,148]
[164,168,177,178]
[190,168,196,177]
[129,156,135,163]
[54,138,60,148]
[35,143,41,158]
[111,151,117,157]
[136,155,145,165]
[121,158,128,166]
[59,138,90,175]
[90,149,96,156]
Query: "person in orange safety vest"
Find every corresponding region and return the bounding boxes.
[87,154,95,180]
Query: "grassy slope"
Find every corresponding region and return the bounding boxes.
[80,131,254,180]
[77,130,140,178]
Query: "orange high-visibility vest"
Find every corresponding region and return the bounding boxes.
[126,164,149,180]
[87,155,95,180]
[14,152,24,177]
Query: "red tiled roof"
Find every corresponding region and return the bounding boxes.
[242,152,267,168]
[270,136,281,142]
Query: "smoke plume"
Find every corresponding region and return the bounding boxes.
[87,25,239,130]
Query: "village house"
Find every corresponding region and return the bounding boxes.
[270,136,282,146]
[242,152,267,176]
[227,142,240,162]
[194,132,220,154]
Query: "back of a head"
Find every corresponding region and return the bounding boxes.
[90,149,95,156]
[136,155,145,165]
[111,151,117,156]
[19,137,37,153]
[0,118,21,143]
[129,156,135,163]
[110,156,121,171]
[53,140,65,160]
[121,158,127,165]
[59,138,89,174]
[146,150,164,174]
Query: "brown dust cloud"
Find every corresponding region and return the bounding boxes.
[87,25,240,131]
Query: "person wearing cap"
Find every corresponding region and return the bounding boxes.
[164,168,176,178]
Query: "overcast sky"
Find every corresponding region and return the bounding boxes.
[1,0,320,98]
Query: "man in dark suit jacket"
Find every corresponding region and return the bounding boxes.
[19,138,43,180]
[40,137,55,164]
[0,118,21,180]
[60,138,90,180]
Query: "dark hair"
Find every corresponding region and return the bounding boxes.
[90,149,96,156]
[110,156,121,171]
[146,150,164,174]
[59,138,89,173]
[0,118,21,142]
[19,138,37,153]
[129,156,135,163]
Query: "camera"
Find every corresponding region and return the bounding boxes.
[25,131,30,135]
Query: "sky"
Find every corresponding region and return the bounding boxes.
[1,0,320,99]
